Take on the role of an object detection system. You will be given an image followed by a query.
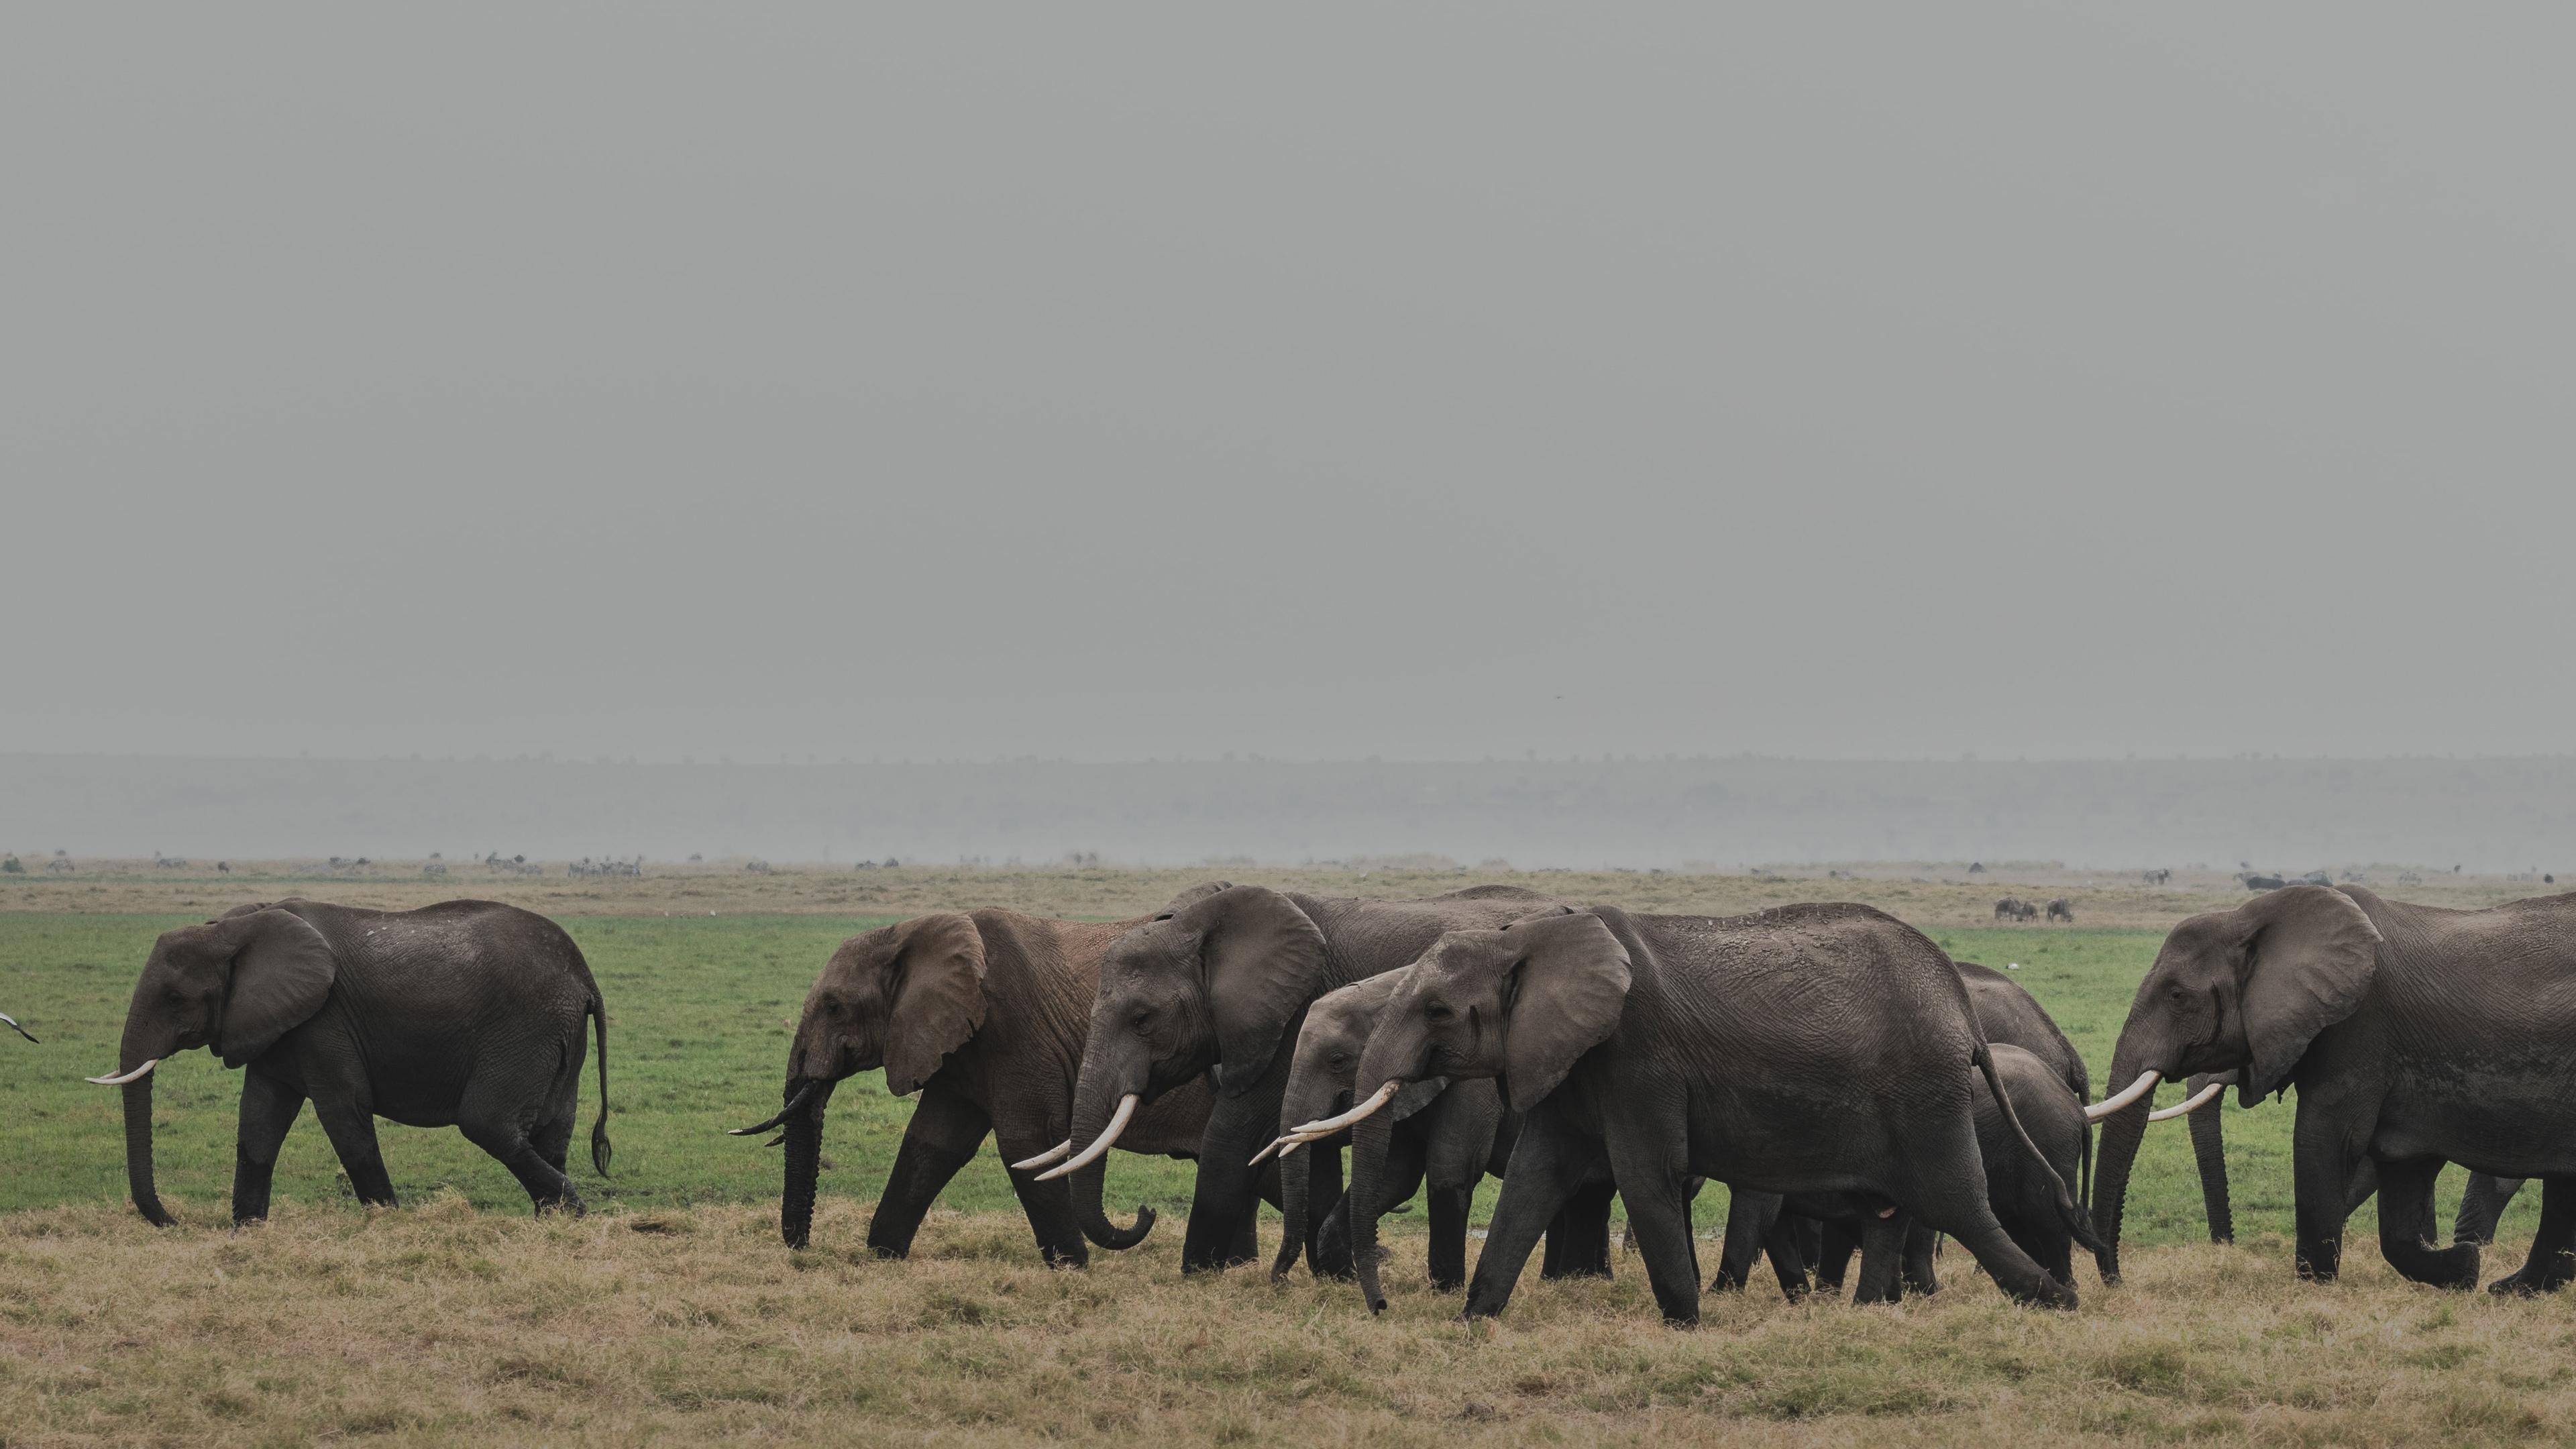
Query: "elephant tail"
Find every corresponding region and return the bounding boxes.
[1973,1043,2102,1254]
[588,993,613,1177]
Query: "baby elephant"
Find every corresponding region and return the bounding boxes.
[1260,972,1513,1291]
[90,899,610,1225]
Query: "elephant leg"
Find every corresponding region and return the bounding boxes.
[1899,1220,1941,1297]
[1711,1189,1779,1293]
[2488,1178,2576,1295]
[1792,1215,1823,1274]
[1307,1142,1356,1279]
[310,1093,398,1209]
[1181,1087,1279,1274]
[1816,1218,1860,1293]
[1426,1185,1474,1292]
[2455,1173,2527,1247]
[1599,1120,1701,1326]
[2374,1158,2479,1289]
[1326,1135,1425,1281]
[1464,1113,1599,1321]
[1851,1213,1910,1305]
[231,1067,305,1225]
[1540,1179,1617,1279]
[1761,1210,1817,1302]
[2290,1109,2366,1283]
[458,1108,583,1216]
[1897,1113,2072,1308]
[869,1085,990,1260]
[996,1122,1090,1268]
[2185,1087,2233,1244]
[530,1101,576,1177]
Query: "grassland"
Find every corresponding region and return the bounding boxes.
[2,868,2565,1444]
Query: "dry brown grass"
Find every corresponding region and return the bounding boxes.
[3,860,2551,930]
[5,1199,2573,1447]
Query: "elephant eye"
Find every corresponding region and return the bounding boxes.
[1424,1002,1454,1022]
[1130,1008,1152,1031]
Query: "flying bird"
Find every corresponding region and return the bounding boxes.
[1,1012,35,1043]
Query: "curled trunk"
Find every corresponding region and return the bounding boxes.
[779,1078,837,1248]
[1348,1110,1393,1312]
[1063,1063,1155,1250]
[123,1076,172,1227]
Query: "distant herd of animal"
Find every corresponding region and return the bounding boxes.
[44,877,2576,1324]
[1990,896,2073,923]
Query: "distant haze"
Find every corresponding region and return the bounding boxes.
[3,9,2570,766]
[7,754,2571,874]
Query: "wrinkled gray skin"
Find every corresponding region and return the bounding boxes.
[1271,971,1512,1293]
[2092,885,2576,1293]
[1065,883,1613,1275]
[1720,1045,2102,1302]
[108,898,609,1226]
[1716,958,2102,1295]
[757,906,1217,1263]
[1352,904,2090,1324]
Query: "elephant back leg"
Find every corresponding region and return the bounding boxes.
[1851,1214,1911,1305]
[1890,1108,2073,1308]
[1598,1120,1703,1326]
[2455,1173,2528,1247]
[2489,1178,2576,1295]
[307,1075,398,1210]
[2373,1157,2479,1289]
[1711,1189,1780,1293]
[1540,1179,1618,1279]
[1815,1218,1860,1291]
[457,1074,584,1215]
[1898,1220,1941,1296]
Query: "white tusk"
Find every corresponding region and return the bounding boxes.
[86,1059,160,1086]
[1291,1080,1400,1138]
[1011,1138,1074,1171]
[2084,1069,2163,1122]
[1034,1095,1136,1182]
[2148,1081,2227,1122]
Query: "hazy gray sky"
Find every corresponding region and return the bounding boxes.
[6,6,2569,764]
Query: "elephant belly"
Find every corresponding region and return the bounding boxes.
[2374,1088,2576,1181]
[1680,1085,1885,1199]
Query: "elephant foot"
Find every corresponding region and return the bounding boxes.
[2487,1255,2574,1297]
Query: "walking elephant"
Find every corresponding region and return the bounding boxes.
[1260,970,1514,1293]
[85,899,610,1225]
[2090,885,2576,1293]
[735,900,1220,1263]
[1337,904,2090,1324]
[1046,883,1615,1278]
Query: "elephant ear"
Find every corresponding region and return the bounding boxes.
[212,908,337,1068]
[1499,911,1631,1112]
[881,913,989,1096]
[1391,1075,1450,1123]
[1158,880,1234,916]
[2236,886,2381,1104]
[1177,885,1330,1097]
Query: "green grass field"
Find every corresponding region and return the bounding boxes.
[3,913,2539,1248]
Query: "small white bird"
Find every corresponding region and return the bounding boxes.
[1,1012,36,1043]
[2005,963,2022,972]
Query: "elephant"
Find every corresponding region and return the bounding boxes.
[1338,904,2091,1324]
[1719,1044,2098,1301]
[733,903,1218,1264]
[1715,957,2100,1296]
[87,899,610,1226]
[2090,884,2576,1293]
[1260,970,1513,1293]
[1047,882,1616,1279]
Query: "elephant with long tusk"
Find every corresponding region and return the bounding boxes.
[94,898,611,1227]
[743,896,1222,1262]
[2090,884,2576,1293]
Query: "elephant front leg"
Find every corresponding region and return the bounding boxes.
[2489,1178,2576,1295]
[1181,1088,1279,1273]
[1851,1212,1911,1305]
[231,1068,306,1225]
[1426,1185,1474,1292]
[2374,1157,2478,1289]
[2289,1110,2365,1283]
[311,1093,398,1210]
[1601,1123,1702,1326]
[1898,1220,1941,1297]
[871,1085,991,1260]
[1464,1115,1597,1321]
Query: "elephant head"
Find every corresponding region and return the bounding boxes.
[1263,973,1446,1283]
[1337,910,1629,1310]
[741,913,986,1248]
[1049,883,1327,1250]
[2088,885,2379,1278]
[91,907,337,1225]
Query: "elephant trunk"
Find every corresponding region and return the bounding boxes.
[1348,1106,1394,1313]
[2089,1046,2156,1283]
[122,1075,172,1227]
[1063,1051,1155,1250]
[1274,1130,1313,1282]
[779,1077,836,1248]
[2186,1075,2234,1246]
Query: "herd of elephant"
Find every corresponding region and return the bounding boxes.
[73,881,2576,1326]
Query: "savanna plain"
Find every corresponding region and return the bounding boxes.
[3,863,2570,1446]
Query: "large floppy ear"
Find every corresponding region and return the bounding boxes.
[1499,911,1631,1112]
[1176,885,1329,1096]
[211,908,337,1067]
[2235,886,2381,1104]
[1159,880,1234,916]
[881,913,989,1096]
